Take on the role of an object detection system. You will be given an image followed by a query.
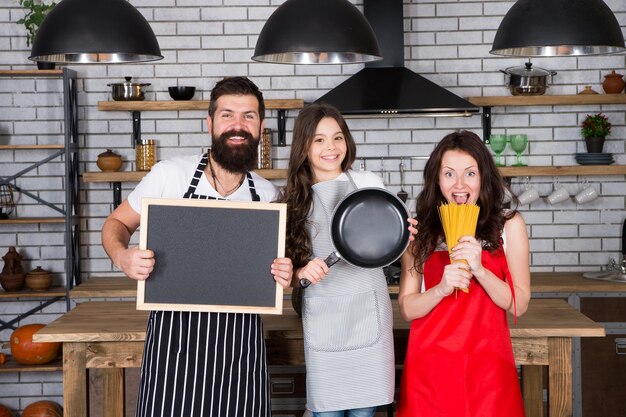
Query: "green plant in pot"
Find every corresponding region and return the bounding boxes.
[581,113,611,153]
[16,0,56,69]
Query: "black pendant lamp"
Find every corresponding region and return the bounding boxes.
[252,0,382,64]
[490,0,625,56]
[29,0,163,64]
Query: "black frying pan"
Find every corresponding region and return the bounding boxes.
[300,188,411,288]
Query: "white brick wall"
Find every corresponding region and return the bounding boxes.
[1,0,626,410]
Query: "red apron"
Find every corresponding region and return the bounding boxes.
[397,249,525,417]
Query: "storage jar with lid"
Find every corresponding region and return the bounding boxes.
[25,266,52,291]
[0,246,26,292]
[602,70,625,94]
[97,149,123,172]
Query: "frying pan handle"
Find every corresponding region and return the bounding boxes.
[324,252,341,267]
[299,252,342,288]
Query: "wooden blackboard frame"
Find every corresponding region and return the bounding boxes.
[137,198,285,314]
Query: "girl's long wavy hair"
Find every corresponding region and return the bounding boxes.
[279,103,357,269]
[412,130,516,272]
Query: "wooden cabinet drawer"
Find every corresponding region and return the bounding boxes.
[269,366,306,398]
[581,334,626,417]
[272,398,306,417]
[580,297,626,322]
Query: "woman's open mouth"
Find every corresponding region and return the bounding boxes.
[452,193,470,204]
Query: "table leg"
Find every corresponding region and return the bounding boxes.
[103,368,125,417]
[63,342,88,417]
[548,337,572,417]
[522,365,544,417]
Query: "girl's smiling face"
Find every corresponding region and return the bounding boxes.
[307,117,347,183]
[439,149,481,204]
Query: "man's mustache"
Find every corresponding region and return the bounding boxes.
[222,129,254,142]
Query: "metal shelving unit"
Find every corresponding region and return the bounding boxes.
[0,68,80,332]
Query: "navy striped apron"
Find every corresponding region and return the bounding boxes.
[135,153,269,417]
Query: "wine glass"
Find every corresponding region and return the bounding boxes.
[489,134,507,166]
[509,134,528,166]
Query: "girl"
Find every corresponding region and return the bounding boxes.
[281,103,412,417]
[396,130,530,417]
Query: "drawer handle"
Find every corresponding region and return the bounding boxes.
[270,377,295,395]
[616,338,626,355]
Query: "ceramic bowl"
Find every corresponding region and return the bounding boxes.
[168,86,196,101]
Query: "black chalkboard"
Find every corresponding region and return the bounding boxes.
[137,198,285,314]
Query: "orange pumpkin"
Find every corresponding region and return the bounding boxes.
[0,404,14,417]
[21,401,62,417]
[0,352,6,365]
[10,324,60,365]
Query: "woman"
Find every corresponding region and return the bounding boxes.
[397,130,530,417]
[281,103,415,417]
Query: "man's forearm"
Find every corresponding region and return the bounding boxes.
[102,217,133,268]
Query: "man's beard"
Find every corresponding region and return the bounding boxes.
[211,129,260,173]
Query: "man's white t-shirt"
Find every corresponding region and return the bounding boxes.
[127,154,279,213]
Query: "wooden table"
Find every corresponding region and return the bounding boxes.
[70,272,626,299]
[34,299,604,417]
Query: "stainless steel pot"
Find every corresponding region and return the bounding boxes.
[107,77,151,101]
[500,62,557,96]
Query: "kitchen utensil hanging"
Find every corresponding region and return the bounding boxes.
[398,158,408,203]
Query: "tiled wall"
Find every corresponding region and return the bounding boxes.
[1,0,626,411]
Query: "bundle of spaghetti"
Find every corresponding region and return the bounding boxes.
[438,202,480,293]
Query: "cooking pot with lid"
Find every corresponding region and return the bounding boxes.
[108,76,151,101]
[500,62,557,96]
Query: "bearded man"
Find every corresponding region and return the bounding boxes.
[101,76,293,417]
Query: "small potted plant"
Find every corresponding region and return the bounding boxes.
[581,113,611,153]
[16,0,56,68]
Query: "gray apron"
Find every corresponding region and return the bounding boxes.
[302,172,395,412]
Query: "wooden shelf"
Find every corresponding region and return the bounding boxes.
[0,217,65,224]
[82,166,623,184]
[0,145,64,150]
[499,165,626,177]
[0,356,63,373]
[254,169,287,180]
[70,276,136,298]
[83,168,288,183]
[0,286,66,299]
[69,272,626,300]
[467,94,626,107]
[83,171,147,183]
[98,99,304,112]
[0,69,63,77]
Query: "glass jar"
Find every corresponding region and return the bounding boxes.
[136,139,156,171]
[257,128,272,169]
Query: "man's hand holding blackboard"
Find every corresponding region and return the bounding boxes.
[271,257,293,289]
[116,246,155,281]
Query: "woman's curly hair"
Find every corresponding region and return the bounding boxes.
[278,103,356,269]
[412,130,516,272]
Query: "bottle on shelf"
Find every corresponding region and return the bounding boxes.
[257,128,272,169]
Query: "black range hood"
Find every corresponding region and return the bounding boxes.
[315,0,479,117]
